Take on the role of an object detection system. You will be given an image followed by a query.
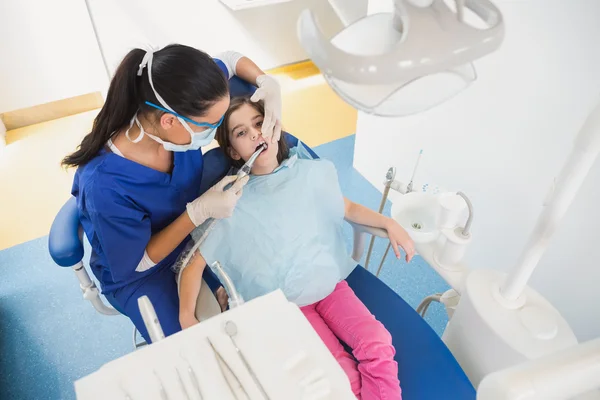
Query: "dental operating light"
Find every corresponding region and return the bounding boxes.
[297,0,505,116]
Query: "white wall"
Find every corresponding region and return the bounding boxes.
[0,0,343,114]
[86,0,344,77]
[0,1,108,113]
[354,0,600,342]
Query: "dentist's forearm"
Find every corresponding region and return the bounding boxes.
[344,198,392,229]
[235,56,267,85]
[146,211,196,263]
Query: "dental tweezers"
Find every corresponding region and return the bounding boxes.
[207,337,249,400]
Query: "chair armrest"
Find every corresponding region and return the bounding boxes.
[345,219,388,262]
[346,220,389,238]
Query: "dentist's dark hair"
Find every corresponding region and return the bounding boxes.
[62,44,229,168]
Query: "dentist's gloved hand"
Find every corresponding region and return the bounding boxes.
[186,175,249,226]
[251,74,282,143]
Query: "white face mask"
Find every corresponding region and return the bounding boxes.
[126,49,223,152]
[125,114,219,152]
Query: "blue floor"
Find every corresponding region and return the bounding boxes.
[0,135,449,400]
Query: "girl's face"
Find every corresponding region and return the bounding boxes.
[227,103,279,174]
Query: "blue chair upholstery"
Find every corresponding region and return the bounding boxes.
[48,197,84,267]
[346,267,475,399]
[47,74,475,398]
[228,75,259,98]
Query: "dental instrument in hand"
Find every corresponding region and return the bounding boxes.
[174,143,268,277]
[236,142,267,180]
[406,149,423,193]
[207,337,249,400]
[225,320,271,400]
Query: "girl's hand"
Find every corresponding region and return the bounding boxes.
[385,218,415,262]
[179,313,200,330]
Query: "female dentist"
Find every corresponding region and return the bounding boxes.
[62,44,282,343]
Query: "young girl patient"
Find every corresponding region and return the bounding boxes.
[179,97,415,399]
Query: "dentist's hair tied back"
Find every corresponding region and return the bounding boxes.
[63,44,229,168]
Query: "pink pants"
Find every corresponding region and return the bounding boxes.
[300,280,401,400]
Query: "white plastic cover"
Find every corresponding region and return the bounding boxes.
[297,0,504,116]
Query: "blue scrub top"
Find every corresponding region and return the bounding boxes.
[71,58,230,294]
[72,148,204,293]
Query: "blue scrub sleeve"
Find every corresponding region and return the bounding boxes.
[88,184,151,283]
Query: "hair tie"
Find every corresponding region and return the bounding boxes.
[137,49,154,76]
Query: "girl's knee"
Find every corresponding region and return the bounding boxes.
[366,338,395,359]
[372,320,393,345]
[357,321,395,358]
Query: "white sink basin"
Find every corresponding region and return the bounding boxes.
[391,192,441,243]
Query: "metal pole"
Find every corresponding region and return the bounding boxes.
[364,167,396,270]
[375,242,392,277]
[365,185,391,270]
[84,0,111,80]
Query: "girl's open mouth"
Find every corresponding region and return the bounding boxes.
[255,141,267,152]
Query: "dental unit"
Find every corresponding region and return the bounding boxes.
[357,96,600,399]
[69,0,600,398]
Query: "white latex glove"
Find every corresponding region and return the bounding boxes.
[186,175,249,226]
[250,74,282,143]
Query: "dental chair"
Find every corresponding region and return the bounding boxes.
[48,76,476,399]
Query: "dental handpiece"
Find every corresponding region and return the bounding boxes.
[236,142,267,180]
[212,261,244,308]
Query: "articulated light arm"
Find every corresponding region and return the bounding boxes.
[298,0,505,116]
